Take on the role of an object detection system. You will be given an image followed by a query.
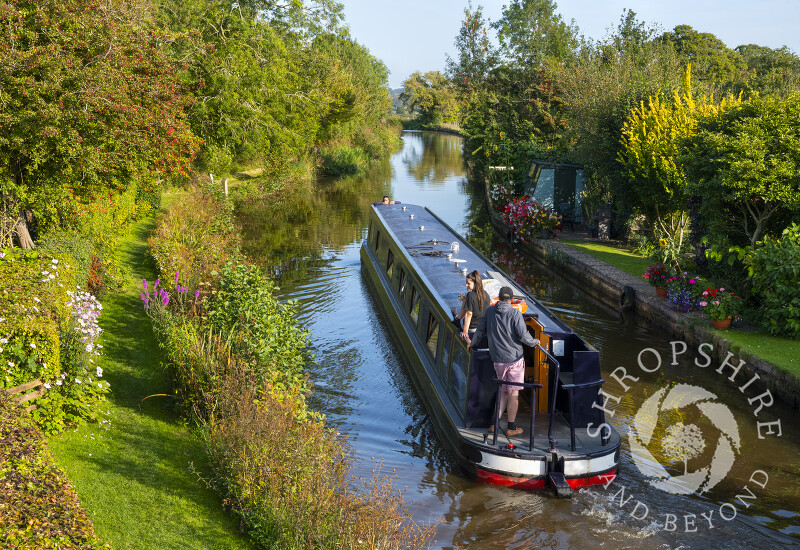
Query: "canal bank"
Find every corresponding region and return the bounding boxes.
[483,184,800,410]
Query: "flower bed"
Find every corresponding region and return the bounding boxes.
[500,195,561,242]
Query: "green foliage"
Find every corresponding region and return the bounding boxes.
[319,144,370,176]
[0,394,108,549]
[149,185,240,291]
[492,0,578,69]
[0,250,108,434]
[400,71,459,127]
[661,25,747,86]
[545,245,570,267]
[446,2,498,97]
[749,224,800,338]
[0,0,198,234]
[734,44,800,97]
[617,65,742,257]
[682,92,800,246]
[36,230,95,291]
[206,262,312,398]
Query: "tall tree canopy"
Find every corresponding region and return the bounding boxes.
[491,0,578,70]
[400,72,458,127]
[661,25,746,86]
[0,0,197,232]
[682,93,800,246]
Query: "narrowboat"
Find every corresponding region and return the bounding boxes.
[360,203,620,496]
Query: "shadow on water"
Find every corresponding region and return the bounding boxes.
[237,131,800,549]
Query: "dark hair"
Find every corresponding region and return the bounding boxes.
[467,270,486,310]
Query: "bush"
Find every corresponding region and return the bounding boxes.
[319,144,370,176]
[0,394,108,549]
[206,262,312,398]
[148,185,240,291]
[36,229,95,291]
[202,348,436,549]
[749,224,800,338]
[0,251,109,434]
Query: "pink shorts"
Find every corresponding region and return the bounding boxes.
[493,357,525,391]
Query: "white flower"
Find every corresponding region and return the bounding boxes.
[49,274,55,280]
[44,383,51,389]
[0,338,7,344]
[96,366,103,377]
[29,342,36,349]
[75,378,81,384]
[7,361,13,367]
[85,343,93,353]
[33,297,41,303]
[0,348,3,353]
[41,271,49,276]
[55,379,62,386]
[52,259,58,265]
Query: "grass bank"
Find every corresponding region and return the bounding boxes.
[560,238,800,378]
[561,239,651,278]
[47,216,251,550]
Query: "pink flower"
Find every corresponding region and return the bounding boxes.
[719,288,725,292]
[689,279,696,284]
[699,301,707,307]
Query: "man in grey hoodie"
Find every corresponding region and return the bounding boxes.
[468,286,539,437]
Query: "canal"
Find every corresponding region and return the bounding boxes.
[239,131,800,549]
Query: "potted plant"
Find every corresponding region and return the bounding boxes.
[643,264,669,297]
[699,287,740,330]
[665,273,701,313]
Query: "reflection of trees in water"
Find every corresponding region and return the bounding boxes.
[402,133,466,185]
[237,158,393,281]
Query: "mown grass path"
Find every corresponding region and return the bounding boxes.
[48,217,252,550]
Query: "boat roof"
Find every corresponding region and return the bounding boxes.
[372,204,571,333]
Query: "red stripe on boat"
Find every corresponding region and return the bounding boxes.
[475,468,617,490]
[475,468,547,489]
[566,470,617,489]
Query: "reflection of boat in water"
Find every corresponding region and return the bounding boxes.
[360,203,620,496]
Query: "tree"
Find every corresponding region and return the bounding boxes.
[446,2,497,98]
[491,0,578,70]
[735,44,800,97]
[399,72,458,127]
[0,0,197,241]
[682,93,800,246]
[661,25,746,87]
[617,66,742,258]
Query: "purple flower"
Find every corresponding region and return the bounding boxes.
[174,271,180,286]
[155,278,160,288]
[143,279,147,291]
[162,294,170,306]
[195,290,200,299]
[689,279,696,284]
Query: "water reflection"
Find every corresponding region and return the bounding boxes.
[237,132,800,549]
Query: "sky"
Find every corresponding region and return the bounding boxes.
[337,0,800,88]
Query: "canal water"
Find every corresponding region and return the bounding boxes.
[239,132,800,549]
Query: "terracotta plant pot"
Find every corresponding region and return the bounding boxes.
[655,286,667,299]
[711,317,732,330]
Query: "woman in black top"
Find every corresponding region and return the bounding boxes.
[456,270,490,344]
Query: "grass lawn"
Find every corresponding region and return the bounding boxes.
[716,328,800,378]
[48,217,252,550]
[561,239,651,279]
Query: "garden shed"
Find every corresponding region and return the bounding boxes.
[522,160,585,229]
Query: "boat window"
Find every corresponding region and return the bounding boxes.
[375,230,381,252]
[450,341,469,411]
[387,249,394,278]
[398,268,407,296]
[439,328,452,380]
[409,287,420,325]
[426,313,439,359]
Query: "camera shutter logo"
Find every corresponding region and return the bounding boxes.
[629,384,741,495]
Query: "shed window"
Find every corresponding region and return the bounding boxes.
[387,249,394,278]
[398,269,407,296]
